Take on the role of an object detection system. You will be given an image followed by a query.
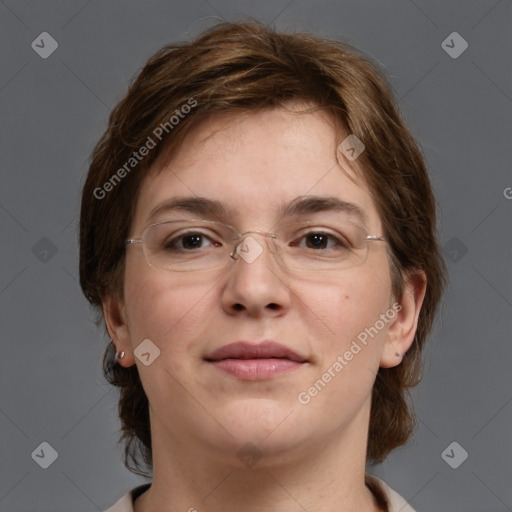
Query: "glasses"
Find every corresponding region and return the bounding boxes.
[125,218,386,273]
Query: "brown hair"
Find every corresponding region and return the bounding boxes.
[79,20,447,477]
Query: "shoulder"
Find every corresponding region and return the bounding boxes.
[366,474,417,512]
[103,483,151,512]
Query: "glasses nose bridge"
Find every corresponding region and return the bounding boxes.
[229,228,280,261]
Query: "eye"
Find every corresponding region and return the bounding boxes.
[291,230,351,250]
[163,230,221,251]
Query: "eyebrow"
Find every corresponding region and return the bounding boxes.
[147,195,369,228]
[283,195,369,228]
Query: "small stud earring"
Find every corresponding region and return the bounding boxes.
[395,352,401,357]
[115,351,125,363]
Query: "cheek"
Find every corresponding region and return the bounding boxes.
[123,262,212,354]
[295,265,392,340]
[296,271,393,415]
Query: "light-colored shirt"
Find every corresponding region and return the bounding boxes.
[103,476,416,512]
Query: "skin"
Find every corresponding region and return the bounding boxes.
[103,106,426,512]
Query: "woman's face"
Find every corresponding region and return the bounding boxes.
[109,107,407,464]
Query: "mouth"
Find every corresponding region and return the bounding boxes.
[204,341,307,381]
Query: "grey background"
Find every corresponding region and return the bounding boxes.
[1,0,511,511]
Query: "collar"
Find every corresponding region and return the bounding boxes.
[104,476,416,512]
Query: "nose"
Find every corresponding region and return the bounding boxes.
[229,229,278,262]
[221,232,292,318]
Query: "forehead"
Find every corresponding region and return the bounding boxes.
[133,107,382,232]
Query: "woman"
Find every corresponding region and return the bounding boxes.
[80,21,447,512]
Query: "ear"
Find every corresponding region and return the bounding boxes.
[380,270,427,368]
[102,294,135,367]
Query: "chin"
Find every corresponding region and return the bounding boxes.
[204,400,314,456]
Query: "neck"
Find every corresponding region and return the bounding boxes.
[135,404,381,512]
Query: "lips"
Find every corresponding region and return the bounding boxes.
[205,341,307,380]
[206,341,306,362]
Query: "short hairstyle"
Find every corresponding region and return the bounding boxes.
[79,20,447,477]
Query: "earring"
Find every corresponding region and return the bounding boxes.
[395,352,402,357]
[115,351,125,363]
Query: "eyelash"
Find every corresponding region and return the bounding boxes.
[165,229,350,251]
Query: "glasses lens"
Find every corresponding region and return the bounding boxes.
[138,218,376,272]
[143,220,232,271]
[275,219,370,271]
